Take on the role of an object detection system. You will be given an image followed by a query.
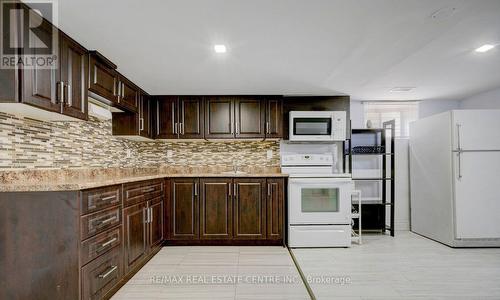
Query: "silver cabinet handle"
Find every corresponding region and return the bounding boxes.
[140,118,144,131]
[235,121,239,135]
[228,183,232,196]
[94,66,98,84]
[171,101,175,134]
[143,187,155,193]
[149,207,153,224]
[98,265,118,279]
[101,237,117,248]
[101,195,116,202]
[267,183,271,196]
[122,82,125,98]
[181,122,184,135]
[143,207,148,223]
[117,81,121,102]
[60,81,65,104]
[266,122,270,134]
[194,183,198,196]
[67,84,72,106]
[174,122,178,134]
[100,215,117,225]
[233,184,237,198]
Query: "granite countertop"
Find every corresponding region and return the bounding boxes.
[0,166,287,192]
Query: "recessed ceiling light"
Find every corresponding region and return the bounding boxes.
[214,45,227,53]
[390,87,415,92]
[475,44,495,53]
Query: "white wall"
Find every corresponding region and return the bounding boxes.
[418,99,460,118]
[350,100,364,129]
[460,87,500,109]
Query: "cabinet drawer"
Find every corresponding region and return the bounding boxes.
[81,247,122,300]
[81,207,121,240]
[81,227,122,266]
[123,180,163,207]
[81,185,121,215]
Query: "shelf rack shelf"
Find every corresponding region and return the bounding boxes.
[344,120,395,237]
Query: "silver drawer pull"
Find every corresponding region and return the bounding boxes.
[100,215,117,225]
[142,187,155,193]
[98,265,118,279]
[101,195,116,201]
[101,237,117,248]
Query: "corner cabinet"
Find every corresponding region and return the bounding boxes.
[167,177,284,245]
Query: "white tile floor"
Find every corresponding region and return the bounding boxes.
[292,232,500,300]
[112,246,310,300]
[113,233,500,300]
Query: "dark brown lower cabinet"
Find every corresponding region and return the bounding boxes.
[266,178,284,240]
[233,178,266,239]
[171,178,199,240]
[200,178,232,239]
[0,179,165,300]
[168,177,284,245]
[123,202,148,273]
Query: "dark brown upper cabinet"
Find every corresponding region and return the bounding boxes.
[235,97,266,138]
[178,96,204,139]
[88,51,119,105]
[204,96,235,139]
[112,90,151,140]
[20,19,61,114]
[152,96,204,139]
[117,74,139,113]
[0,6,89,121]
[152,96,178,139]
[59,33,88,120]
[200,178,232,240]
[265,97,283,138]
[139,91,151,138]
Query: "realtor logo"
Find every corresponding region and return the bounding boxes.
[0,0,58,69]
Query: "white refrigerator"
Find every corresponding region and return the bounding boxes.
[409,110,500,247]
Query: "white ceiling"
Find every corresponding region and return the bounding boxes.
[56,0,500,101]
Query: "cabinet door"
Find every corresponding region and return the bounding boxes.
[233,178,266,239]
[171,179,199,240]
[205,96,234,139]
[235,97,265,138]
[153,96,178,139]
[179,96,204,139]
[200,178,232,239]
[89,55,118,104]
[21,19,60,113]
[119,77,139,112]
[149,197,164,250]
[266,98,283,138]
[266,178,283,240]
[123,202,148,273]
[59,33,88,120]
[139,93,151,138]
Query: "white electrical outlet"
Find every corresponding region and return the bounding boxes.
[126,149,132,158]
[166,150,173,158]
[267,150,273,159]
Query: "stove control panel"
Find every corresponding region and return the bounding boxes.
[281,154,333,166]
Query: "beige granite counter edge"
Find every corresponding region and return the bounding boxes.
[0,173,289,192]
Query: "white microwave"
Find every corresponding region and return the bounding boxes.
[289,111,346,142]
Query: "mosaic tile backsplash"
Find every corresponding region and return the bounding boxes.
[0,112,280,169]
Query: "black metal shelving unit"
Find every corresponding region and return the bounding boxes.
[344,120,395,236]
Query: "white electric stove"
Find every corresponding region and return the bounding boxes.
[282,153,353,247]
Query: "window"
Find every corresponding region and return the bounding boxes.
[363,102,419,137]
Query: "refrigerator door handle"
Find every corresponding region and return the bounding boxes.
[456,124,462,180]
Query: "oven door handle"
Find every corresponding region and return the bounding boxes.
[289,178,352,184]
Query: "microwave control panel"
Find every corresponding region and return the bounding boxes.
[332,111,346,141]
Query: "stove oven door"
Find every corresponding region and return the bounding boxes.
[288,177,352,225]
